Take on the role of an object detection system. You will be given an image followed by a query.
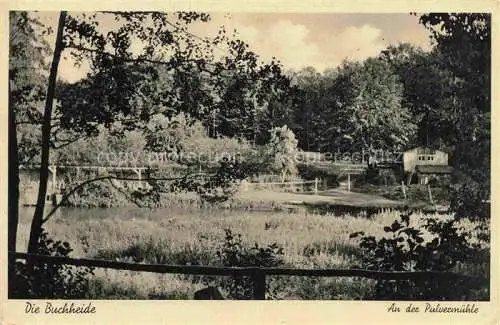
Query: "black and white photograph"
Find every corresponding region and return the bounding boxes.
[5,5,495,317]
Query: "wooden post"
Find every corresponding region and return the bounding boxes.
[428,185,434,204]
[132,168,142,190]
[137,168,142,189]
[314,178,318,195]
[51,165,57,195]
[252,269,266,300]
[401,181,407,199]
[347,173,351,192]
[46,165,57,204]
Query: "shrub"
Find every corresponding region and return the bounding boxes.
[216,228,284,299]
[449,181,490,220]
[355,166,398,186]
[350,213,488,300]
[11,229,94,299]
[66,179,124,208]
[167,157,249,204]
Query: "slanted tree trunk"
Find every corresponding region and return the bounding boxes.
[27,11,67,258]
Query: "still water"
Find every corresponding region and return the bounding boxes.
[19,205,278,223]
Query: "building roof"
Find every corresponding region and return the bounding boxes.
[416,165,454,174]
[404,147,446,155]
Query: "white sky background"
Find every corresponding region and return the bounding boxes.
[33,12,434,83]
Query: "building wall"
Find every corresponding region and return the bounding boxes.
[403,148,448,173]
[417,173,452,185]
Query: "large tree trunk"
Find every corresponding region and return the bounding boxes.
[8,79,20,294]
[27,11,67,258]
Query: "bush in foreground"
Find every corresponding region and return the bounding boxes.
[350,213,489,300]
[216,228,285,299]
[11,229,94,299]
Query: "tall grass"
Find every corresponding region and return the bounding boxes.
[17,206,487,299]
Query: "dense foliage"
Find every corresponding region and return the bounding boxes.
[11,229,94,298]
[350,213,489,300]
[418,13,491,219]
[217,228,284,299]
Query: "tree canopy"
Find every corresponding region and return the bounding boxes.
[10,11,298,256]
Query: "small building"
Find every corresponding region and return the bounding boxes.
[402,147,453,185]
[415,165,454,185]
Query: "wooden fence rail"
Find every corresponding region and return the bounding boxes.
[248,180,317,185]
[246,178,320,194]
[10,252,474,300]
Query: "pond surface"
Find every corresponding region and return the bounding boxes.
[18,205,282,223]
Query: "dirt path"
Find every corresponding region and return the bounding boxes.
[318,188,402,207]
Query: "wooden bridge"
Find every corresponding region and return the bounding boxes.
[19,164,160,206]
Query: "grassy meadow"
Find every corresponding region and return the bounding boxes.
[18,190,489,300]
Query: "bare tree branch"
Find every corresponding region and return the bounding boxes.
[106,178,143,208]
[99,11,223,51]
[65,44,179,68]
[50,126,88,149]
[16,120,42,125]
[64,44,230,77]
[50,136,85,149]
[41,172,211,224]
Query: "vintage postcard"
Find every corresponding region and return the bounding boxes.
[1,0,498,324]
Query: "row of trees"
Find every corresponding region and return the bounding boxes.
[144,14,489,179]
[288,14,490,218]
[16,14,490,167]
